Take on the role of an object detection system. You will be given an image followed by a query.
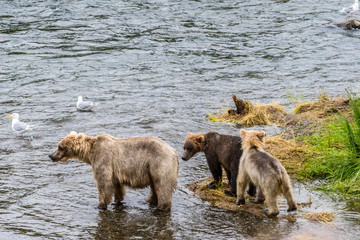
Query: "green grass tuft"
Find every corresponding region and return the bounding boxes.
[299,94,360,196]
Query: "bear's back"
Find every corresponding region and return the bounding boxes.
[204,131,242,168]
[245,149,284,177]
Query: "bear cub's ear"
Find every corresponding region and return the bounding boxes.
[257,131,266,139]
[240,129,247,139]
[69,131,78,136]
[256,131,266,143]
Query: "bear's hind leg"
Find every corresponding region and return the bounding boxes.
[282,178,297,212]
[235,170,248,205]
[247,181,257,197]
[251,187,265,204]
[225,168,237,197]
[225,168,232,186]
[153,180,173,211]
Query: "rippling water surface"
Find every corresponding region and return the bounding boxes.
[1,0,360,239]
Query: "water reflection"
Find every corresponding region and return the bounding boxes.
[94,207,174,240]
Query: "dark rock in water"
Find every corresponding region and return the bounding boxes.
[337,19,360,30]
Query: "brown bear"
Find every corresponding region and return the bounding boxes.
[236,129,297,217]
[182,131,256,197]
[49,131,179,211]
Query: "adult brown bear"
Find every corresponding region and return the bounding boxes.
[49,131,179,211]
[182,131,256,197]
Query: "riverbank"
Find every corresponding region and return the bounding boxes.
[189,93,359,219]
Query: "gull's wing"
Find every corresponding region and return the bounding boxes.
[77,101,94,110]
[13,121,29,131]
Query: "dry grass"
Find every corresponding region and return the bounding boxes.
[294,94,349,117]
[208,102,286,127]
[209,93,349,129]
[304,212,335,224]
[265,135,307,175]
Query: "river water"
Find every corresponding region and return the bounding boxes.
[1,0,360,239]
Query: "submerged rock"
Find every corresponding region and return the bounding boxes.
[337,19,360,30]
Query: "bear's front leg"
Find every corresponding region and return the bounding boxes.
[97,185,113,210]
[146,184,158,205]
[206,158,222,190]
[94,174,114,210]
[92,162,114,210]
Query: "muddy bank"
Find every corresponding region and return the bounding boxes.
[188,177,334,223]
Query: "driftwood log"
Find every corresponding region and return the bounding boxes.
[337,19,360,30]
[231,95,254,115]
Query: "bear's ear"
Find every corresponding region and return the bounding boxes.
[185,133,194,142]
[69,131,77,136]
[240,129,247,139]
[257,131,266,142]
[76,133,86,140]
[196,135,205,144]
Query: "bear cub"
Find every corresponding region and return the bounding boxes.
[236,129,297,217]
[182,131,256,197]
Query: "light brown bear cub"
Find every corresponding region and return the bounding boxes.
[49,131,179,211]
[236,129,297,217]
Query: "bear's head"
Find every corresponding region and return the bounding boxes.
[240,129,266,150]
[181,133,205,161]
[49,131,87,162]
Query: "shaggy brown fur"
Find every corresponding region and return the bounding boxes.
[49,131,179,211]
[236,129,297,217]
[182,132,256,197]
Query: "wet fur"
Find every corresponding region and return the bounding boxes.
[236,129,297,217]
[49,132,179,211]
[182,132,256,197]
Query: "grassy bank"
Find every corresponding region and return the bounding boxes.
[299,94,360,196]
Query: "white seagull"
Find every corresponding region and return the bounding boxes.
[76,96,95,111]
[8,113,32,134]
[340,0,359,19]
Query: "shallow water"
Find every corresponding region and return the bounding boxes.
[1,0,360,239]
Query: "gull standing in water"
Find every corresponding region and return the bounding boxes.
[340,0,359,19]
[8,113,32,134]
[76,96,95,111]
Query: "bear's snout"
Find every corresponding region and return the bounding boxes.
[181,155,188,161]
[49,154,58,162]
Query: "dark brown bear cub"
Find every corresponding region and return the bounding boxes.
[182,131,256,197]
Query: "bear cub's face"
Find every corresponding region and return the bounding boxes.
[49,135,76,162]
[181,133,205,161]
